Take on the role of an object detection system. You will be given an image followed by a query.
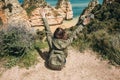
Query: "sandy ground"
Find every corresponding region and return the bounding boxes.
[0,47,120,80]
[0,17,120,80]
[32,17,79,33]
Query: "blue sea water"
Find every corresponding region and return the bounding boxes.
[19,0,103,17]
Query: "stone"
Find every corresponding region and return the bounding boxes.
[77,0,98,25]
[23,0,46,9]
[0,0,31,29]
[29,7,63,26]
[56,0,73,20]
[1,0,74,28]
[0,1,7,24]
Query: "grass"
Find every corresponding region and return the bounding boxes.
[18,50,38,68]
[1,40,48,69]
[34,40,48,49]
[0,27,48,69]
[2,50,38,69]
[0,40,48,69]
[0,18,3,26]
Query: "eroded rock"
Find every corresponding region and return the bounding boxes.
[28,0,73,26]
[56,0,73,20]
[77,0,98,25]
[0,0,31,29]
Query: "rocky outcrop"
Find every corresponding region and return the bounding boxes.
[29,6,63,26]
[28,0,73,26]
[77,0,98,25]
[81,0,99,17]
[0,1,7,24]
[1,0,73,28]
[103,0,120,4]
[56,0,73,20]
[0,0,30,28]
[23,0,46,9]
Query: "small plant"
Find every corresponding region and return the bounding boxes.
[18,51,38,68]
[26,5,37,16]
[36,29,46,41]
[4,57,18,68]
[0,25,34,56]
[0,17,3,26]
[0,23,38,68]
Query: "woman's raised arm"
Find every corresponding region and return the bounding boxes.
[40,9,53,49]
[60,25,84,49]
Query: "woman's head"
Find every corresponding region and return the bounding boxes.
[54,27,68,40]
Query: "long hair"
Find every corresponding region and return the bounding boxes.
[54,27,67,40]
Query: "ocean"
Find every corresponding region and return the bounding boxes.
[19,0,103,17]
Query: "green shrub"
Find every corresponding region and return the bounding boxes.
[26,5,37,16]
[92,32,120,65]
[18,51,38,68]
[4,56,19,68]
[4,50,38,68]
[34,40,48,49]
[0,25,34,57]
[0,24,38,68]
[74,1,120,65]
[36,29,46,40]
[92,4,102,13]
[0,17,3,26]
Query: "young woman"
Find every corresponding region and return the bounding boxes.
[41,10,83,70]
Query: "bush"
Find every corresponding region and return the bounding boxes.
[0,24,38,68]
[91,4,102,13]
[18,50,38,68]
[0,17,3,26]
[92,32,120,65]
[74,1,120,65]
[36,29,46,41]
[4,50,38,68]
[0,25,34,57]
[26,5,37,16]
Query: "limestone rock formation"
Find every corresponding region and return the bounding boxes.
[56,0,73,20]
[82,0,99,17]
[29,6,63,26]
[23,0,46,9]
[0,1,7,24]
[0,0,73,27]
[28,0,73,26]
[0,0,30,28]
[77,0,98,25]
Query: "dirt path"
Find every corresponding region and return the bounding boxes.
[0,47,120,80]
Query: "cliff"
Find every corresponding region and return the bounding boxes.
[0,0,73,27]
[22,0,46,9]
[29,6,63,26]
[77,0,99,25]
[0,1,7,24]
[56,0,73,20]
[0,0,30,28]
[27,0,73,26]
[76,0,120,65]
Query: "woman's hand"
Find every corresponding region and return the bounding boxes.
[40,9,46,18]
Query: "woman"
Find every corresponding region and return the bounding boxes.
[41,10,83,70]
